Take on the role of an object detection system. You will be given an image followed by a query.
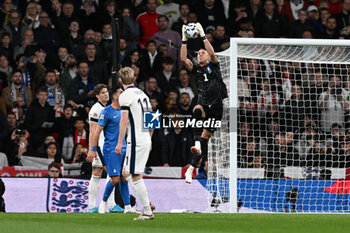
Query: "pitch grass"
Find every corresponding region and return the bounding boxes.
[1,213,350,233]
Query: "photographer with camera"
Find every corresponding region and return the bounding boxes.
[4,127,33,166]
[319,75,349,133]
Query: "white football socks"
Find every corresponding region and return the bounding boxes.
[187,165,194,174]
[88,175,100,209]
[133,179,152,215]
[126,175,135,190]
[98,201,107,214]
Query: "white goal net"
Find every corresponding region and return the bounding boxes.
[207,39,350,213]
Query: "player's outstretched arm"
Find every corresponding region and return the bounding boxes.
[181,25,194,71]
[196,22,218,64]
[87,125,104,162]
[115,110,129,155]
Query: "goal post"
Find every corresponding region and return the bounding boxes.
[229,41,238,214]
[207,38,350,213]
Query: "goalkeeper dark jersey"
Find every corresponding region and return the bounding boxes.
[192,61,228,106]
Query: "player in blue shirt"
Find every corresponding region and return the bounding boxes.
[88,87,138,214]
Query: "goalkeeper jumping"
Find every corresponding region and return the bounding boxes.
[180,22,228,183]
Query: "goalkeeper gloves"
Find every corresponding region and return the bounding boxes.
[196,22,207,41]
[182,25,188,44]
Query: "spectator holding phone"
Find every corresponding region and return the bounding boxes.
[67,143,87,164]
[5,128,33,166]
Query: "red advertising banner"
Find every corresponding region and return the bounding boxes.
[0,167,48,177]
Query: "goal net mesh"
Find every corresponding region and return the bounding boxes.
[206,44,350,213]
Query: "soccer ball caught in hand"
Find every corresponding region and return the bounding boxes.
[185,23,199,38]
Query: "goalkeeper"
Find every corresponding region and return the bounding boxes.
[180,22,228,184]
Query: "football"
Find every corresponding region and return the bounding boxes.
[185,23,199,38]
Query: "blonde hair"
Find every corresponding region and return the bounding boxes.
[119,67,134,85]
[24,2,39,18]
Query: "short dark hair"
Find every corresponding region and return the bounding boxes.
[110,87,122,97]
[247,137,256,143]
[0,31,11,39]
[168,88,179,95]
[15,54,24,63]
[94,84,107,95]
[179,68,188,74]
[63,0,74,6]
[48,162,61,171]
[263,0,276,6]
[37,86,48,94]
[85,42,96,48]
[75,118,85,124]
[180,92,190,98]
[163,56,174,65]
[146,76,157,82]
[11,69,22,76]
[157,15,169,23]
[327,16,337,21]
[179,3,190,11]
[7,112,16,117]
[9,9,21,18]
[146,40,157,47]
[46,69,56,76]
[58,46,68,50]
[78,60,89,67]
[319,7,329,13]
[63,104,73,111]
[188,12,197,17]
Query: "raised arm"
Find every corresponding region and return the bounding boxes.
[196,23,218,64]
[181,25,194,71]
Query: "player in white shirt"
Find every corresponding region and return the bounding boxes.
[115,67,154,220]
[87,84,123,213]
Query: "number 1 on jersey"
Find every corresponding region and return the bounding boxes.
[138,98,149,113]
[204,73,208,82]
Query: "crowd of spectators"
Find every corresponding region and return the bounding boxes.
[0,0,350,177]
